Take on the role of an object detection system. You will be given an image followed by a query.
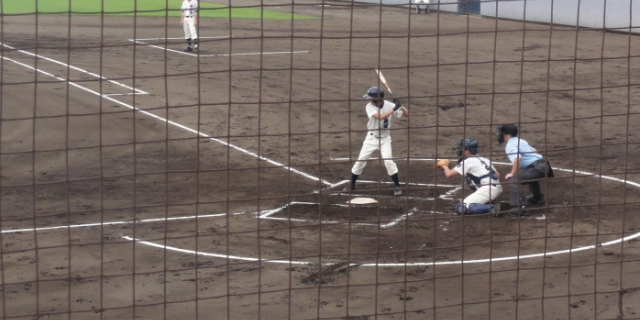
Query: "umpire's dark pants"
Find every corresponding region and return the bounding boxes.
[507,159,546,207]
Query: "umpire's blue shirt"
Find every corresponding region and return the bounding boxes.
[505,137,543,168]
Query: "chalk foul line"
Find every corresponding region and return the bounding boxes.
[122,230,640,267]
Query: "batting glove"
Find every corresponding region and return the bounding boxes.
[393,98,402,111]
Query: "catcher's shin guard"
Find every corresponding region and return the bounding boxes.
[455,202,468,215]
[456,202,493,215]
[468,203,492,215]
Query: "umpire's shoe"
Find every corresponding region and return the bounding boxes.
[526,195,545,205]
[184,46,193,52]
[508,206,529,217]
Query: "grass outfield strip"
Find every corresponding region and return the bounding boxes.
[3,0,316,20]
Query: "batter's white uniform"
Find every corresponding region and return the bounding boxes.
[454,156,502,205]
[351,100,403,176]
[181,0,198,41]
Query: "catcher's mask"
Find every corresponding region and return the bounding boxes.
[456,138,479,157]
[496,124,518,144]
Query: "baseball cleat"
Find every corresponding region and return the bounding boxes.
[394,187,402,196]
[508,207,529,217]
[526,195,545,205]
[343,186,354,192]
[184,46,193,52]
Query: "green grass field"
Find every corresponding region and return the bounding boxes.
[3,0,316,20]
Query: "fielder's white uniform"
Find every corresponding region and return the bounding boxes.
[181,0,198,41]
[351,100,404,176]
[454,156,502,205]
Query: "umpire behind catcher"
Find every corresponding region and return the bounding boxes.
[345,86,409,196]
[435,138,502,215]
[497,124,554,217]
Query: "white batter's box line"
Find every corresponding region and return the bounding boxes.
[330,156,458,162]
[323,180,349,189]
[329,156,411,162]
[333,192,436,201]
[129,38,310,58]
[103,93,144,97]
[321,179,458,191]
[439,186,462,200]
[256,201,417,229]
[0,42,148,95]
[184,50,310,57]
[129,36,232,41]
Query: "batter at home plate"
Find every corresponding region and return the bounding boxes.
[344,86,409,196]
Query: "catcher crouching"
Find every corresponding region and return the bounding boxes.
[435,138,502,215]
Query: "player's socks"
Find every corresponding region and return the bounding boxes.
[350,174,358,190]
[391,173,400,187]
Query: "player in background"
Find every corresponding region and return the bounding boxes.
[345,86,409,196]
[181,0,199,52]
[435,138,502,215]
[496,124,554,217]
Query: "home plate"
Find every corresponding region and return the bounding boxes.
[348,197,378,204]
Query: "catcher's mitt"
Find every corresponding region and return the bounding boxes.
[434,159,451,169]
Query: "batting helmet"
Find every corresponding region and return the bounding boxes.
[456,138,479,157]
[496,124,518,144]
[363,86,384,99]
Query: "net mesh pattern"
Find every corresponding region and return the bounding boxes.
[1,0,640,319]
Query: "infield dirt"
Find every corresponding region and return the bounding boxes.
[1,0,640,319]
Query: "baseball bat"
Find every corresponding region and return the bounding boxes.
[374,69,394,98]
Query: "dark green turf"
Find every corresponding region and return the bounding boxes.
[3,0,316,20]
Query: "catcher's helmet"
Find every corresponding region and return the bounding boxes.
[496,124,518,144]
[363,86,384,99]
[456,138,479,157]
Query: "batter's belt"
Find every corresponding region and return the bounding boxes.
[368,132,389,139]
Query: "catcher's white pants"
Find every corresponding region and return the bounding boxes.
[351,134,398,176]
[463,184,502,205]
[183,17,198,40]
